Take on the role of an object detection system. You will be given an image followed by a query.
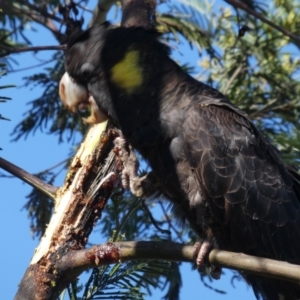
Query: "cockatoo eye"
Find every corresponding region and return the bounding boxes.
[77,101,91,118]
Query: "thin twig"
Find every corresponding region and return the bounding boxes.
[77,3,94,14]
[142,199,171,236]
[225,0,300,46]
[158,200,183,241]
[8,59,54,73]
[0,44,66,58]
[115,196,142,239]
[37,158,70,175]
[223,63,244,95]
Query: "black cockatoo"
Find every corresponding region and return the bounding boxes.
[59,23,300,300]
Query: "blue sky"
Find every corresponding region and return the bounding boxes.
[0,1,258,299]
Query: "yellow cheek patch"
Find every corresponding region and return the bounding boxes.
[111,50,143,93]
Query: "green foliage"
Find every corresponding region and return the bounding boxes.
[73,260,173,300]
[100,193,168,242]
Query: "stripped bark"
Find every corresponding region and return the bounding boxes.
[14,123,121,300]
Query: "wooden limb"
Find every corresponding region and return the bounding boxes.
[209,249,300,285]
[90,0,117,25]
[55,241,300,286]
[14,123,121,300]
[0,157,58,200]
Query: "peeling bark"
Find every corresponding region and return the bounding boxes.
[14,123,121,300]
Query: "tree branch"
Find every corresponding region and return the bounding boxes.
[0,157,58,200]
[225,0,300,46]
[55,241,300,285]
[223,63,244,95]
[0,44,65,58]
[90,0,117,26]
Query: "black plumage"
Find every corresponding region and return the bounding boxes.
[63,23,300,299]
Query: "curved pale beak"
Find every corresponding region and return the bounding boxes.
[59,72,108,124]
